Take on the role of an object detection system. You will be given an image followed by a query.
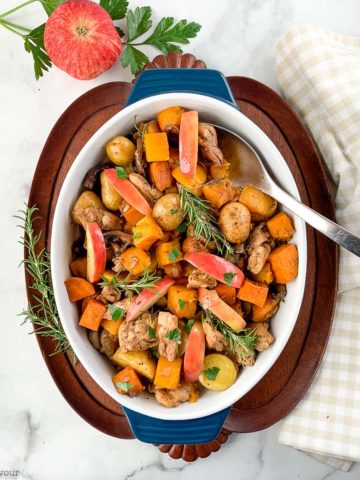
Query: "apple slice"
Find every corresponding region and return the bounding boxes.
[184,321,205,382]
[86,222,106,283]
[184,252,245,288]
[126,277,175,322]
[179,111,198,177]
[104,169,152,216]
[198,288,246,332]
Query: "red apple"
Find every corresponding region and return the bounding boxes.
[86,222,106,283]
[198,288,246,332]
[179,111,198,177]
[184,321,205,382]
[126,277,175,322]
[104,169,152,216]
[44,0,121,80]
[184,251,245,288]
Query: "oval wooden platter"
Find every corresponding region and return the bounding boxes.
[26,53,338,462]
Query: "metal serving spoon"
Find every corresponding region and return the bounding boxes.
[215,125,360,257]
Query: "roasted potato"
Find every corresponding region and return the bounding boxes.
[219,201,251,243]
[71,191,105,225]
[106,136,136,166]
[239,186,277,221]
[100,171,122,211]
[152,193,183,231]
[112,348,156,381]
[199,354,238,391]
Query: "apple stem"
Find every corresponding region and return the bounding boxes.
[0,0,36,19]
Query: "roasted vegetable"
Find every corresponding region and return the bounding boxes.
[172,164,207,196]
[100,170,122,211]
[266,211,295,241]
[154,357,182,390]
[157,106,184,131]
[144,132,170,162]
[251,262,274,285]
[106,136,136,166]
[113,367,144,397]
[219,202,251,243]
[132,215,164,250]
[155,239,183,267]
[112,349,156,381]
[252,295,281,322]
[268,244,298,283]
[122,205,145,226]
[215,284,236,305]
[203,179,236,209]
[237,278,269,308]
[152,193,183,231]
[119,247,151,276]
[199,353,238,391]
[239,186,277,221]
[64,277,95,302]
[148,161,173,192]
[79,299,107,331]
[71,190,105,225]
[69,257,87,279]
[167,285,197,318]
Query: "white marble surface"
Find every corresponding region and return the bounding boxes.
[1,0,359,478]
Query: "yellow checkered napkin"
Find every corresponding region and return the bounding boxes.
[274,25,360,471]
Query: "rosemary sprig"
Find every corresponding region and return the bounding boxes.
[99,268,161,297]
[178,185,234,259]
[202,310,257,361]
[16,205,73,358]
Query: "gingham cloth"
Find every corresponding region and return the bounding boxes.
[274,25,360,471]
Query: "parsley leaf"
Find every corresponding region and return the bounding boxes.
[126,6,152,42]
[176,222,188,233]
[108,304,125,320]
[40,0,63,16]
[185,318,195,333]
[168,247,180,262]
[148,326,156,339]
[133,232,141,240]
[100,0,128,20]
[178,299,186,310]
[165,328,182,344]
[116,26,125,38]
[144,17,201,54]
[23,24,52,80]
[170,209,178,215]
[116,166,128,179]
[115,381,133,392]
[223,272,236,287]
[204,367,220,381]
[120,44,149,75]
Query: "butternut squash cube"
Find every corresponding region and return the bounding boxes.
[155,240,183,267]
[154,356,182,390]
[119,247,151,275]
[171,164,207,196]
[132,215,164,250]
[144,132,170,162]
[167,285,197,318]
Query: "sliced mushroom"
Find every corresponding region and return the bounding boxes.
[100,329,118,359]
[83,162,113,190]
[164,124,179,145]
[88,330,101,350]
[133,133,146,176]
[128,172,162,205]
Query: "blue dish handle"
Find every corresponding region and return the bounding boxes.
[123,67,233,445]
[125,68,238,108]
[122,406,230,444]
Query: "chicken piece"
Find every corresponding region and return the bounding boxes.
[247,223,273,274]
[100,329,118,359]
[198,123,225,166]
[128,172,162,205]
[77,207,122,231]
[157,311,179,362]
[248,322,274,352]
[118,312,158,352]
[133,133,146,176]
[154,382,199,408]
[103,298,131,321]
[101,285,120,303]
[203,320,228,352]
[187,268,217,289]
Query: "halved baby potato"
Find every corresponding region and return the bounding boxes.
[199,354,238,391]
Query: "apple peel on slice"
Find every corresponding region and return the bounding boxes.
[184,321,205,383]
[86,222,106,283]
[126,277,175,322]
[184,251,245,288]
[104,169,152,216]
[179,111,198,177]
[198,288,246,332]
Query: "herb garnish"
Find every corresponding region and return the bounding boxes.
[148,326,156,339]
[115,381,133,392]
[223,272,236,287]
[116,166,128,179]
[176,222,188,233]
[16,205,73,358]
[178,185,233,259]
[185,318,195,333]
[204,367,220,381]
[165,328,182,344]
[133,232,141,240]
[108,304,125,320]
[168,247,180,262]
[170,209,178,215]
[178,299,186,310]
[99,268,161,296]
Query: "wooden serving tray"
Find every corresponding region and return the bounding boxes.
[26,54,338,462]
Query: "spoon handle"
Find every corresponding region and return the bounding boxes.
[271,183,360,257]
